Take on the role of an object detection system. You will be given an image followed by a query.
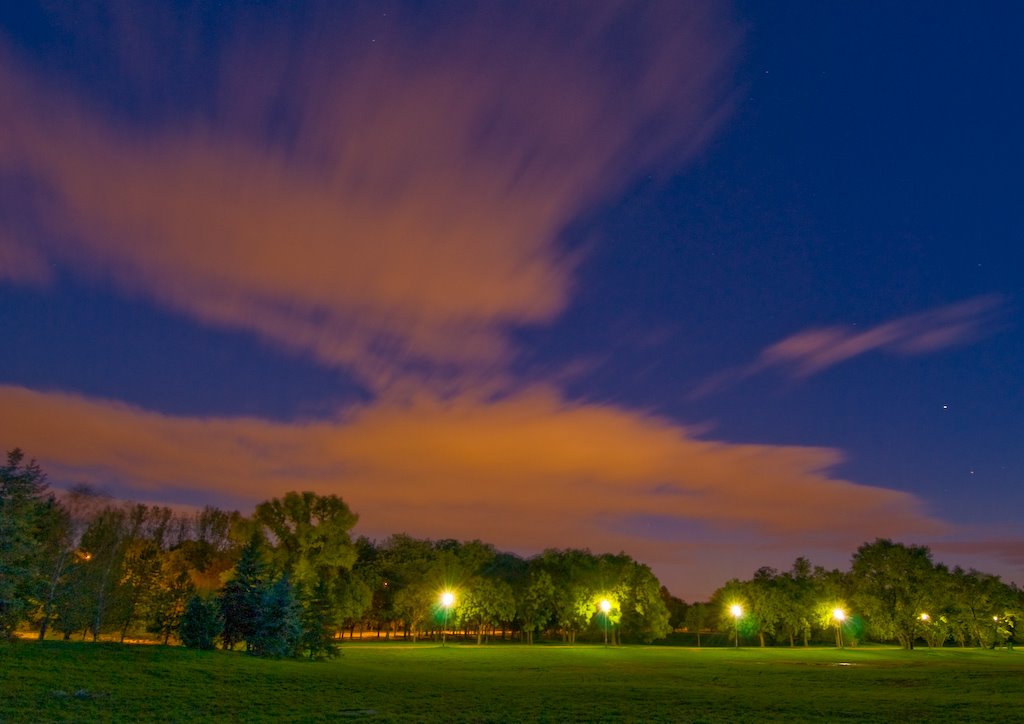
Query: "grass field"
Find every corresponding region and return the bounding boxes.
[2,640,1022,722]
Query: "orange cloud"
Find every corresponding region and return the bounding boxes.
[694,296,1004,396]
[0,383,947,584]
[0,3,738,387]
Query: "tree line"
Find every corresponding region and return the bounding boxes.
[706,540,1021,650]
[2,449,1020,655]
[1,449,672,656]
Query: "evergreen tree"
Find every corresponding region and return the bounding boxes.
[218,531,269,650]
[250,576,302,658]
[0,449,52,639]
[179,595,222,650]
[300,578,338,659]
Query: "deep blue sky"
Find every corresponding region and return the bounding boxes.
[1,1,1021,599]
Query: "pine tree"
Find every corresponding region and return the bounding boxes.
[300,578,338,659]
[218,531,268,650]
[250,576,302,658]
[0,449,52,639]
[179,595,222,650]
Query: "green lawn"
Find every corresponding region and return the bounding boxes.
[1,641,1022,722]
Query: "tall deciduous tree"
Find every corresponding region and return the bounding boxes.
[459,577,515,645]
[518,569,555,644]
[851,538,937,649]
[37,485,106,640]
[618,562,672,644]
[78,505,130,641]
[254,492,358,588]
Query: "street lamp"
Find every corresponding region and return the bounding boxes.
[441,591,455,647]
[730,604,742,647]
[600,599,611,647]
[832,608,846,648]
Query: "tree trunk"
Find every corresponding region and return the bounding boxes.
[38,550,70,641]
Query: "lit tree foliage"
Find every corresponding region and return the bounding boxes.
[850,539,937,650]
[518,570,556,645]
[459,577,515,645]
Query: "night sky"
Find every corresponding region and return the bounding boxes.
[2,1,1021,600]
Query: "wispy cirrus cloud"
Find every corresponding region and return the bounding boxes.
[0,383,948,598]
[694,295,1005,397]
[0,1,739,390]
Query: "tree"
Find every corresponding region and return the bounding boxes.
[775,558,815,647]
[180,506,245,593]
[709,579,754,644]
[660,586,688,630]
[740,567,787,647]
[78,505,130,641]
[331,567,372,640]
[518,569,556,644]
[254,492,358,589]
[116,536,163,642]
[28,496,71,639]
[850,539,937,649]
[459,577,515,645]
[300,578,338,659]
[36,485,107,640]
[811,566,853,646]
[218,531,269,651]
[179,595,221,650]
[947,567,1017,648]
[619,563,672,644]
[148,548,197,645]
[249,576,302,658]
[684,603,709,646]
[379,535,445,641]
[0,448,53,639]
[539,549,600,644]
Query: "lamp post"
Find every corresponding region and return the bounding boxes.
[600,599,611,647]
[441,591,454,647]
[730,604,742,647]
[833,608,846,648]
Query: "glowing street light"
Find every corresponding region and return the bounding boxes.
[919,612,930,622]
[730,604,743,648]
[600,599,612,647]
[441,591,455,647]
[833,608,846,648]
